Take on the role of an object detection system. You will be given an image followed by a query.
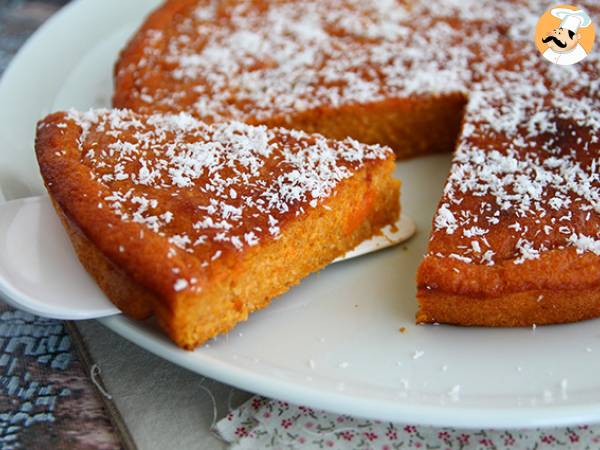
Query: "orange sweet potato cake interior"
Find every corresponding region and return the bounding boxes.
[35,110,399,349]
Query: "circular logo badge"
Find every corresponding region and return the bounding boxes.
[535,4,595,65]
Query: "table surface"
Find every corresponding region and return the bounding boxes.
[0,1,122,448]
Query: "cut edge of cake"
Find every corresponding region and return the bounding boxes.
[416,249,600,327]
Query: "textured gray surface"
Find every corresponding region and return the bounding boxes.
[0,306,121,449]
[75,320,251,450]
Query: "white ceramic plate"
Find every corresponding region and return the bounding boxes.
[2,0,600,429]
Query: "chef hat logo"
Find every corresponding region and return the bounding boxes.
[534,4,595,66]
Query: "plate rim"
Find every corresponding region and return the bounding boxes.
[100,315,600,429]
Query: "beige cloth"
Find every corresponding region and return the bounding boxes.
[74,320,251,450]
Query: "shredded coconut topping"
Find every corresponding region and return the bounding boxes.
[65,109,391,267]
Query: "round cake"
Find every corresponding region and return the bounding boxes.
[113,0,600,327]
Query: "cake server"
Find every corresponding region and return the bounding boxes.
[0,195,415,320]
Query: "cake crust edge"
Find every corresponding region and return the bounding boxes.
[417,285,600,327]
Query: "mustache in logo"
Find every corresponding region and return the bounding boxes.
[542,35,567,48]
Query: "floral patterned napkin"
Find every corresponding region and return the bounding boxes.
[216,396,598,449]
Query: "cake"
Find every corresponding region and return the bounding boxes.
[35,109,399,349]
[113,0,600,327]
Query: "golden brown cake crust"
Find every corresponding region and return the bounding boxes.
[417,250,600,298]
[35,112,199,304]
[417,286,600,327]
[51,195,155,321]
[35,110,399,348]
[417,248,600,326]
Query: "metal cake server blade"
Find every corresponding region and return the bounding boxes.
[0,195,415,320]
[332,215,415,263]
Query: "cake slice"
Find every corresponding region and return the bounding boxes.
[35,109,399,349]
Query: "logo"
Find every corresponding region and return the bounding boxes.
[535,5,595,65]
